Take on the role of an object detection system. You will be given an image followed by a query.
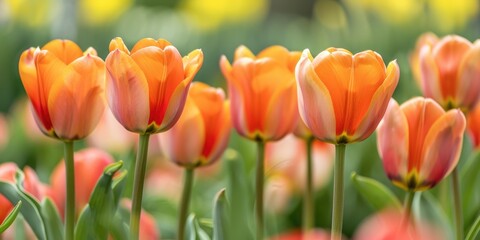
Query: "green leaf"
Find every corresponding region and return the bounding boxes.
[40,198,64,240]
[186,214,211,240]
[415,192,454,239]
[0,200,22,233]
[461,151,480,227]
[351,172,401,210]
[75,161,126,240]
[0,173,47,240]
[466,213,480,240]
[213,188,228,240]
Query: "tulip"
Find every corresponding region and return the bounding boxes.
[418,35,480,112]
[467,103,480,149]
[105,37,203,134]
[160,81,231,239]
[221,45,300,239]
[377,97,465,191]
[295,47,399,238]
[18,39,105,240]
[106,37,203,240]
[410,32,439,87]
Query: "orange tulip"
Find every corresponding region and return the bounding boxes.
[220,45,300,141]
[105,37,203,134]
[295,48,399,144]
[49,148,114,218]
[18,39,105,140]
[160,82,231,168]
[377,98,466,191]
[418,35,480,111]
[467,103,480,149]
[410,32,439,87]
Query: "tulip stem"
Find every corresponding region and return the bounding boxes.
[63,140,75,240]
[331,144,346,240]
[130,134,150,240]
[452,167,463,240]
[255,140,265,240]
[303,137,315,231]
[178,168,195,240]
[403,191,415,226]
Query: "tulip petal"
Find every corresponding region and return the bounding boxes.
[296,49,336,142]
[258,45,290,63]
[234,45,255,60]
[131,46,185,127]
[42,39,83,65]
[202,101,231,165]
[48,54,105,140]
[376,99,409,184]
[105,50,149,132]
[131,38,172,53]
[354,60,399,142]
[263,80,297,141]
[419,45,442,102]
[155,80,190,132]
[419,109,465,189]
[109,37,130,54]
[457,44,480,110]
[160,98,205,167]
[433,35,472,100]
[183,49,204,84]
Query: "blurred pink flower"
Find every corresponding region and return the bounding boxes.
[121,199,160,240]
[269,229,331,240]
[354,209,445,240]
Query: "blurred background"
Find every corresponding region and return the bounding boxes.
[0,0,479,239]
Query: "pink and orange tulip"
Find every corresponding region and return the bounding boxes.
[160,82,231,168]
[467,103,480,149]
[417,35,480,111]
[410,32,439,86]
[377,98,466,191]
[220,45,300,141]
[295,48,399,144]
[18,39,105,140]
[105,37,203,134]
[49,148,114,217]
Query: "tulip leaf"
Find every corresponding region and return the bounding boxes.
[213,188,228,240]
[351,172,401,210]
[466,213,480,240]
[75,161,125,240]
[40,198,64,240]
[186,214,211,240]
[0,200,22,233]
[461,151,480,227]
[414,192,454,239]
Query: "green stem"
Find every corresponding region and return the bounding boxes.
[452,167,463,240]
[177,168,195,240]
[331,144,346,240]
[256,140,265,240]
[130,134,150,240]
[303,137,315,231]
[63,141,75,240]
[403,191,415,227]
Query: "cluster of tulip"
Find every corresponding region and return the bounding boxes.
[0,32,478,240]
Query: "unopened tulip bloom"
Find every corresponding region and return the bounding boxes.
[296,47,399,238]
[160,82,230,239]
[377,98,465,191]
[105,37,203,134]
[220,45,300,141]
[106,37,203,240]
[296,48,399,144]
[418,35,480,112]
[221,45,300,239]
[49,148,114,217]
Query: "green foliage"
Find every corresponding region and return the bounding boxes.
[186,214,210,240]
[0,200,21,233]
[351,172,401,211]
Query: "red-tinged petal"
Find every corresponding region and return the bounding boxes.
[160,97,205,167]
[419,45,442,102]
[42,39,83,64]
[109,37,130,54]
[234,45,255,60]
[202,101,231,165]
[419,109,465,189]
[311,49,352,136]
[354,60,399,142]
[155,80,190,132]
[376,99,409,184]
[19,48,42,118]
[467,104,480,148]
[263,81,297,141]
[131,38,172,53]
[433,35,472,100]
[48,54,105,140]
[183,49,204,84]
[457,44,480,110]
[401,98,445,173]
[105,49,149,133]
[131,46,185,128]
[296,49,336,142]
